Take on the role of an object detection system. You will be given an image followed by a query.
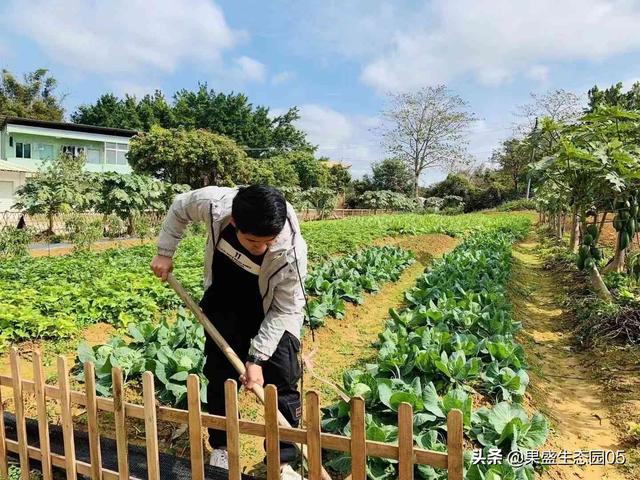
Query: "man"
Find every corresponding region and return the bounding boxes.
[151,185,307,480]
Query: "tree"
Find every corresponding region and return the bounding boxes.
[248,157,300,187]
[72,91,175,131]
[326,164,352,193]
[300,188,337,219]
[515,88,582,135]
[13,155,89,234]
[370,158,413,195]
[91,173,174,234]
[380,85,476,196]
[491,138,530,192]
[287,151,330,189]
[587,81,640,112]
[0,68,65,121]
[127,126,251,188]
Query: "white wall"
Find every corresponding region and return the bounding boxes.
[0,171,28,211]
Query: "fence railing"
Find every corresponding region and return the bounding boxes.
[0,349,464,480]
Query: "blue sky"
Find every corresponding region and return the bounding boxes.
[2,0,640,184]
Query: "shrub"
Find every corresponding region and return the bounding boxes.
[0,227,32,259]
[497,198,537,211]
[65,215,103,252]
[133,214,158,243]
[300,187,337,219]
[357,190,419,211]
[105,215,126,238]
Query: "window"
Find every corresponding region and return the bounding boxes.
[87,147,101,164]
[0,181,13,199]
[106,142,129,165]
[38,144,54,160]
[62,145,87,158]
[16,142,31,158]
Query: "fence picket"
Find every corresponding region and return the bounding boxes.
[224,380,241,480]
[33,351,53,480]
[447,409,464,480]
[398,403,414,480]
[112,367,129,480]
[349,396,366,480]
[187,375,205,480]
[265,385,280,480]
[306,391,322,480]
[143,371,161,480]
[58,356,77,480]
[0,366,9,478]
[84,362,103,480]
[10,348,30,479]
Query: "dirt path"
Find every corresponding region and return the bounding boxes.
[238,233,459,475]
[511,238,628,480]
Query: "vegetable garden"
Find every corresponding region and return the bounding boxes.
[2,208,637,480]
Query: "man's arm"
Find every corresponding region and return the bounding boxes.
[151,186,223,280]
[249,241,308,361]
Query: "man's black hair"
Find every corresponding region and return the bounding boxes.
[232,185,287,237]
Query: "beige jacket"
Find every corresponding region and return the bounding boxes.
[157,186,308,359]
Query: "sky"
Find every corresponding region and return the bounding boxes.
[2,0,640,184]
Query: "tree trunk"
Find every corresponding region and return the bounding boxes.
[589,266,613,301]
[604,240,626,274]
[569,207,580,252]
[414,175,419,198]
[48,214,54,236]
[596,212,607,242]
[127,215,135,236]
[555,215,562,239]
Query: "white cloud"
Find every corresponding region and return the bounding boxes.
[294,104,383,177]
[4,0,245,75]
[299,0,640,92]
[271,71,296,85]
[233,56,266,83]
[526,65,550,83]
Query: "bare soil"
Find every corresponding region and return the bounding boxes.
[510,238,635,479]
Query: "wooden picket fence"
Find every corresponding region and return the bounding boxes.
[0,349,464,480]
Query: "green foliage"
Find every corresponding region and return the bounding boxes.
[71,91,174,131]
[248,156,300,187]
[496,199,537,212]
[65,215,103,252]
[105,215,126,238]
[76,311,207,406]
[305,246,414,327]
[321,224,547,479]
[13,155,92,233]
[587,81,640,112]
[357,190,419,211]
[72,85,311,156]
[127,126,251,188]
[300,187,337,218]
[424,173,512,212]
[0,68,64,121]
[0,227,32,259]
[288,151,331,189]
[369,158,414,195]
[90,172,172,234]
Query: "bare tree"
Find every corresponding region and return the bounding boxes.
[380,85,476,196]
[514,88,583,136]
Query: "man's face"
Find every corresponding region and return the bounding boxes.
[231,218,278,256]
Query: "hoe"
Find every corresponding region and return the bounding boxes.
[167,273,333,480]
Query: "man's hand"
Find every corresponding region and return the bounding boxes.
[151,254,173,281]
[241,362,264,390]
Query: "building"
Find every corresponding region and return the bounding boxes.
[0,117,137,211]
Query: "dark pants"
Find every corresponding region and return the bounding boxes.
[203,312,302,464]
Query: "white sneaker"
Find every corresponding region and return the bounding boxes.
[281,464,306,480]
[208,448,229,469]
